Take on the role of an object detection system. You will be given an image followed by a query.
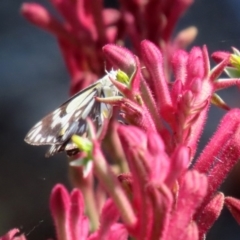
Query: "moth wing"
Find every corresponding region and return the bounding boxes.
[24,81,102,146]
[65,86,114,138]
[44,89,114,157]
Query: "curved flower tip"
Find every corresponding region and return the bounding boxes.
[21,3,62,35]
[140,40,173,120]
[211,51,231,64]
[146,131,165,154]
[210,54,230,82]
[118,125,170,183]
[50,184,70,219]
[187,46,205,80]
[174,26,198,49]
[225,197,240,224]
[141,40,164,66]
[70,189,89,239]
[0,229,26,240]
[118,124,163,155]
[103,44,137,78]
[102,9,121,26]
[146,131,171,182]
[106,224,128,240]
[117,125,147,151]
[50,184,89,240]
[92,199,123,239]
[21,3,49,25]
[171,49,188,84]
[193,108,240,178]
[197,192,224,237]
[165,145,190,187]
[100,199,120,228]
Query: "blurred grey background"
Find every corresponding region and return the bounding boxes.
[1,0,240,239]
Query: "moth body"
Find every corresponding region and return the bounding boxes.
[25,70,119,157]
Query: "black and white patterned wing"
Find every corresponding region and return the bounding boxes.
[44,95,112,157]
[24,81,103,146]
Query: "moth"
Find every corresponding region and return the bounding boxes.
[25,70,120,157]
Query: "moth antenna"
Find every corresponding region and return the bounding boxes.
[104,61,107,73]
[104,61,116,76]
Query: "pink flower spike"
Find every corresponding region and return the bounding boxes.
[100,199,120,228]
[193,108,240,176]
[194,109,240,212]
[143,0,163,44]
[186,47,204,84]
[147,183,173,240]
[50,0,88,37]
[117,125,156,237]
[105,26,118,43]
[76,0,106,42]
[140,40,173,122]
[202,45,211,79]
[167,171,207,239]
[102,9,121,26]
[117,126,169,184]
[50,184,89,240]
[146,131,170,183]
[122,12,142,53]
[21,3,73,42]
[171,49,188,86]
[0,229,26,240]
[103,44,137,79]
[50,184,71,240]
[165,145,190,187]
[70,189,89,240]
[96,199,121,238]
[117,126,149,183]
[213,78,240,90]
[57,38,97,94]
[225,197,240,225]
[162,0,194,42]
[212,51,231,64]
[104,224,128,240]
[140,74,165,132]
[209,56,230,82]
[103,44,142,93]
[173,26,198,50]
[197,192,224,238]
[171,79,183,108]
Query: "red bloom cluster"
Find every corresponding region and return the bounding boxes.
[3,0,240,240]
[4,41,240,240]
[21,0,197,95]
